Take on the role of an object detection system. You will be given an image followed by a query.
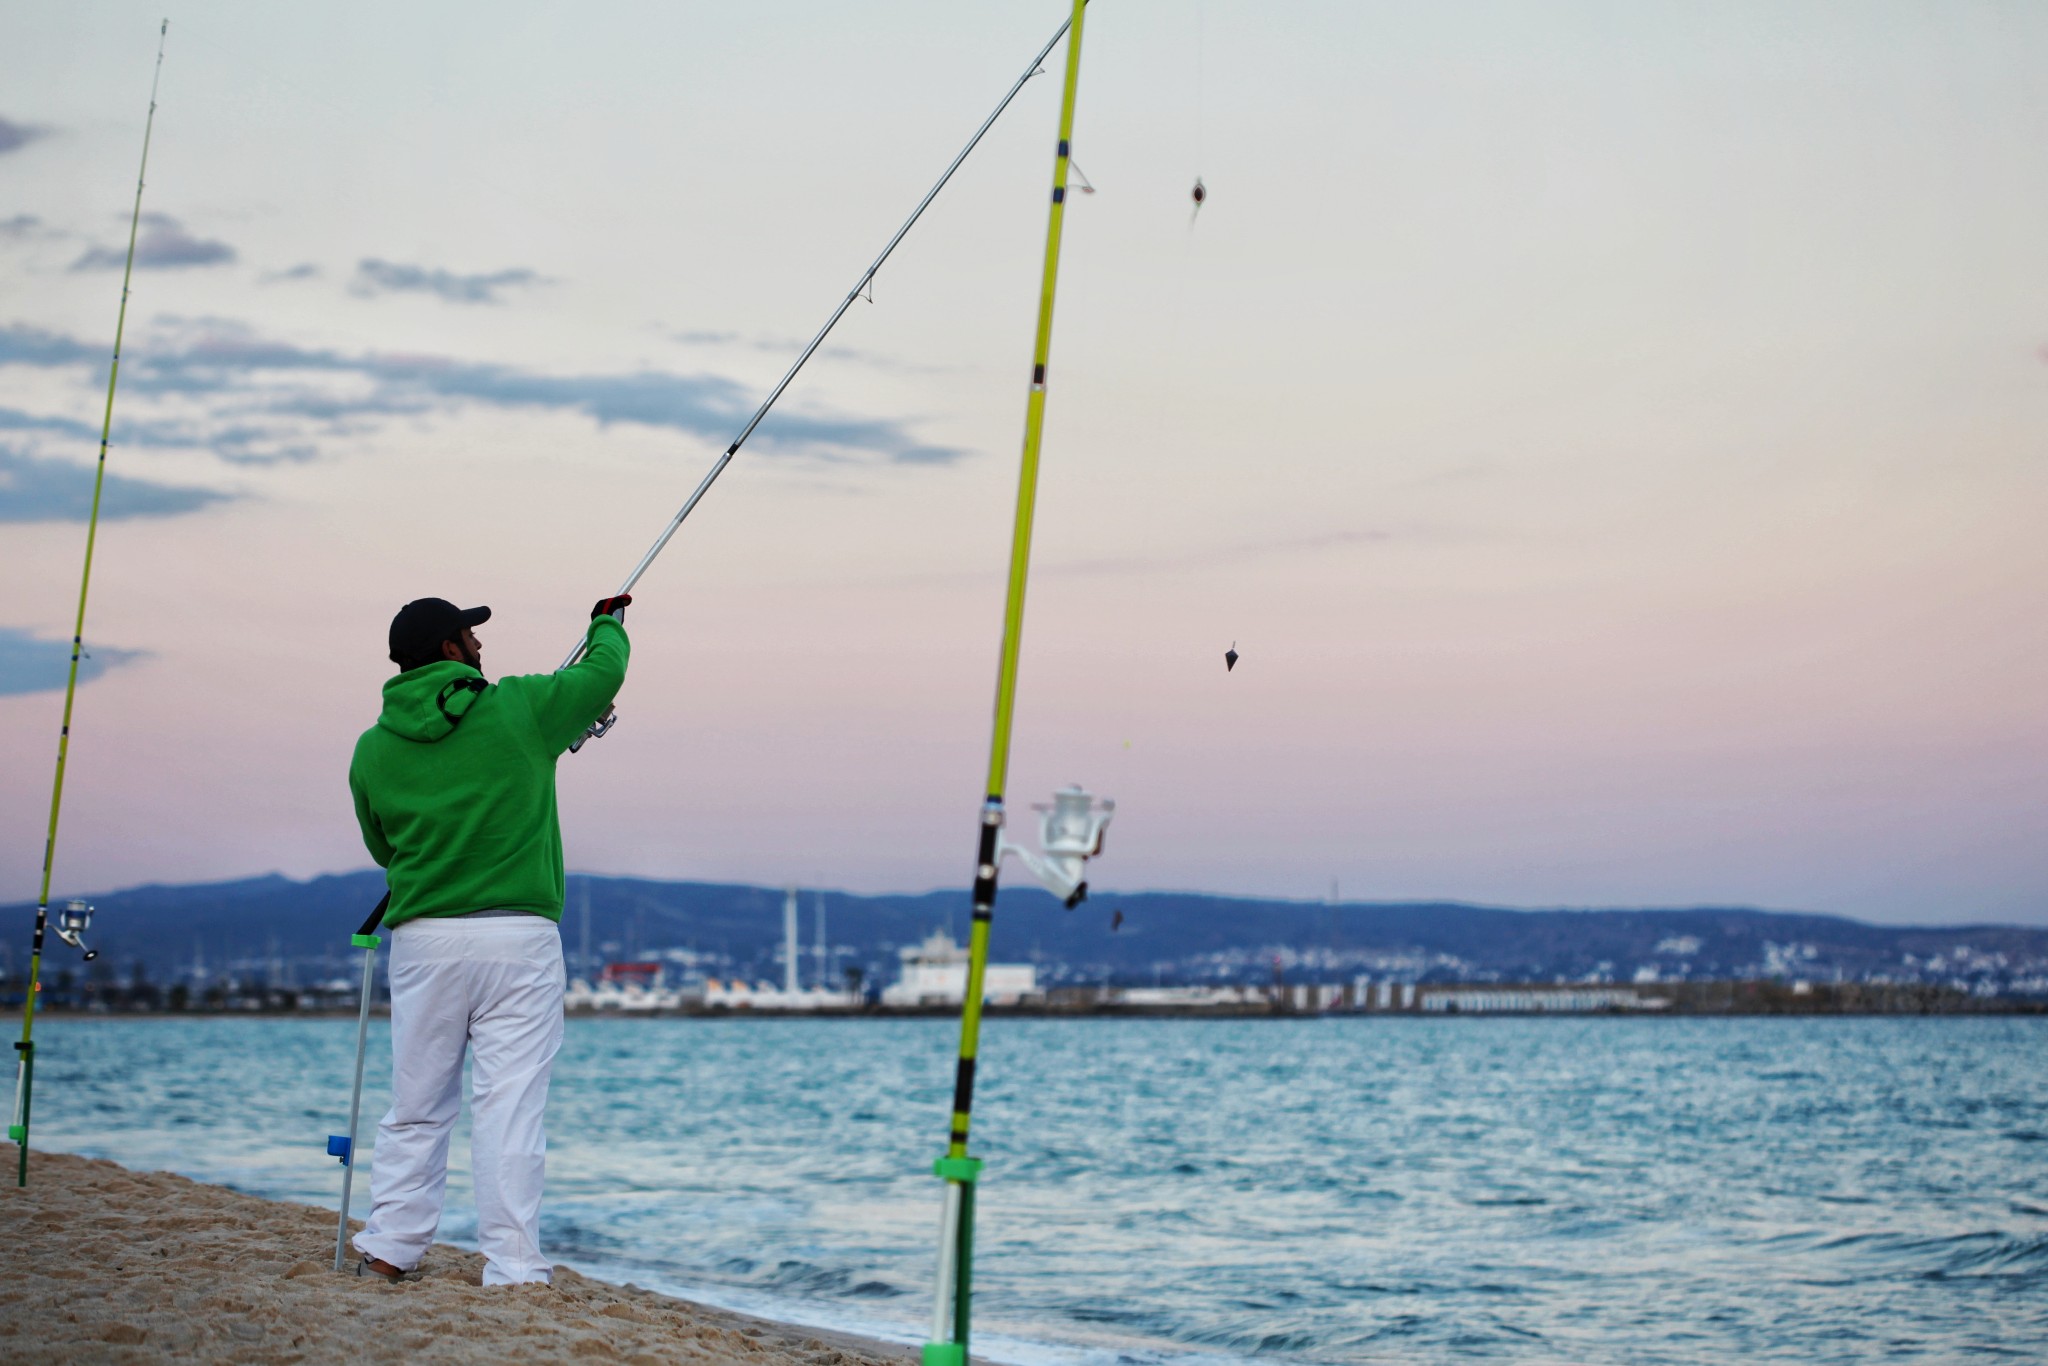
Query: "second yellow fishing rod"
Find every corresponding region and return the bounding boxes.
[924,1,1105,1361]
[11,20,169,1189]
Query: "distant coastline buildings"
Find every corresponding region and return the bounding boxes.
[880,931,1038,1008]
[10,872,2047,1016]
[558,929,1038,1012]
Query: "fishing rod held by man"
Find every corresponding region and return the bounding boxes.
[556,10,1084,757]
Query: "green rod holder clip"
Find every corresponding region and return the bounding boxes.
[933,1155,984,1184]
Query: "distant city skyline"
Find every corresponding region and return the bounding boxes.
[2,2,2045,924]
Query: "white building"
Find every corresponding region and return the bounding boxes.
[882,931,1038,1007]
[565,976,684,1012]
[1418,986,1668,1013]
[700,977,859,1011]
[1117,984,1259,1008]
[689,888,862,1009]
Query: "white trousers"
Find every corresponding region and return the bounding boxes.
[353,915,565,1285]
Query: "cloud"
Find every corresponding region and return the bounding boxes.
[0,407,97,441]
[0,318,968,467]
[71,214,237,271]
[0,447,236,523]
[673,328,954,376]
[0,402,296,463]
[207,426,318,466]
[261,262,321,284]
[2,400,310,465]
[0,627,147,698]
[818,343,954,376]
[0,214,47,240]
[0,324,99,367]
[351,259,546,305]
[0,118,48,156]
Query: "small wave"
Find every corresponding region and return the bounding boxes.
[848,1280,903,1299]
[1928,1232,2048,1279]
[1808,1228,2048,1281]
[757,1258,911,1300]
[1183,1322,1323,1354]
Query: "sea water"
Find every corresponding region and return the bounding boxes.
[20,1014,2048,1363]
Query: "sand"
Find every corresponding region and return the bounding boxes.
[0,1144,915,1365]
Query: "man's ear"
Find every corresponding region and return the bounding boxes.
[440,638,467,663]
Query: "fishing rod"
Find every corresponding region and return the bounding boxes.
[11,19,170,1189]
[924,1,1114,1361]
[558,8,1085,752]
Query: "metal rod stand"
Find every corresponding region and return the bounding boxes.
[333,931,379,1271]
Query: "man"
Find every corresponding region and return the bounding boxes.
[347,593,631,1285]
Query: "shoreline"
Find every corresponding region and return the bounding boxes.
[24,994,2048,1021]
[0,1144,916,1364]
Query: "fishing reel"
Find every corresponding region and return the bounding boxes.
[998,785,1114,909]
[568,708,618,754]
[54,900,98,962]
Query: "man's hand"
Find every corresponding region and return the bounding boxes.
[591,594,632,622]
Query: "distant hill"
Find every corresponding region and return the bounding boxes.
[6,872,2046,995]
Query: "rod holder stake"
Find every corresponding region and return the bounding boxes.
[933,1155,984,1184]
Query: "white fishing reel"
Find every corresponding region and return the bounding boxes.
[999,785,1114,909]
[54,900,97,962]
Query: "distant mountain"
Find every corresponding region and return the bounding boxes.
[7,872,2046,995]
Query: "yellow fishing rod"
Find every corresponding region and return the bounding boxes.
[925,2,1115,1360]
[10,19,169,1189]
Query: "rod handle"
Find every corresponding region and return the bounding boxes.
[355,893,390,940]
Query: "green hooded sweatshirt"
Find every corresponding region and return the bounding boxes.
[348,615,629,929]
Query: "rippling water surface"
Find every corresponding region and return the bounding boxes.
[24,1015,2048,1363]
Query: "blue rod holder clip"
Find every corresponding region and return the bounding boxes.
[326,1135,352,1166]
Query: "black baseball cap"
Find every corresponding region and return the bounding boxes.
[389,597,491,666]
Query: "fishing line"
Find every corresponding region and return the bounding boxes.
[1197,0,1205,173]
[11,19,170,1189]
[556,8,1090,748]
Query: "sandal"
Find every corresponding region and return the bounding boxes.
[356,1254,411,1282]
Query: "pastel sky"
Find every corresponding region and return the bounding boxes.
[3,1,2044,924]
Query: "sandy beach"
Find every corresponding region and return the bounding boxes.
[0,1145,914,1364]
